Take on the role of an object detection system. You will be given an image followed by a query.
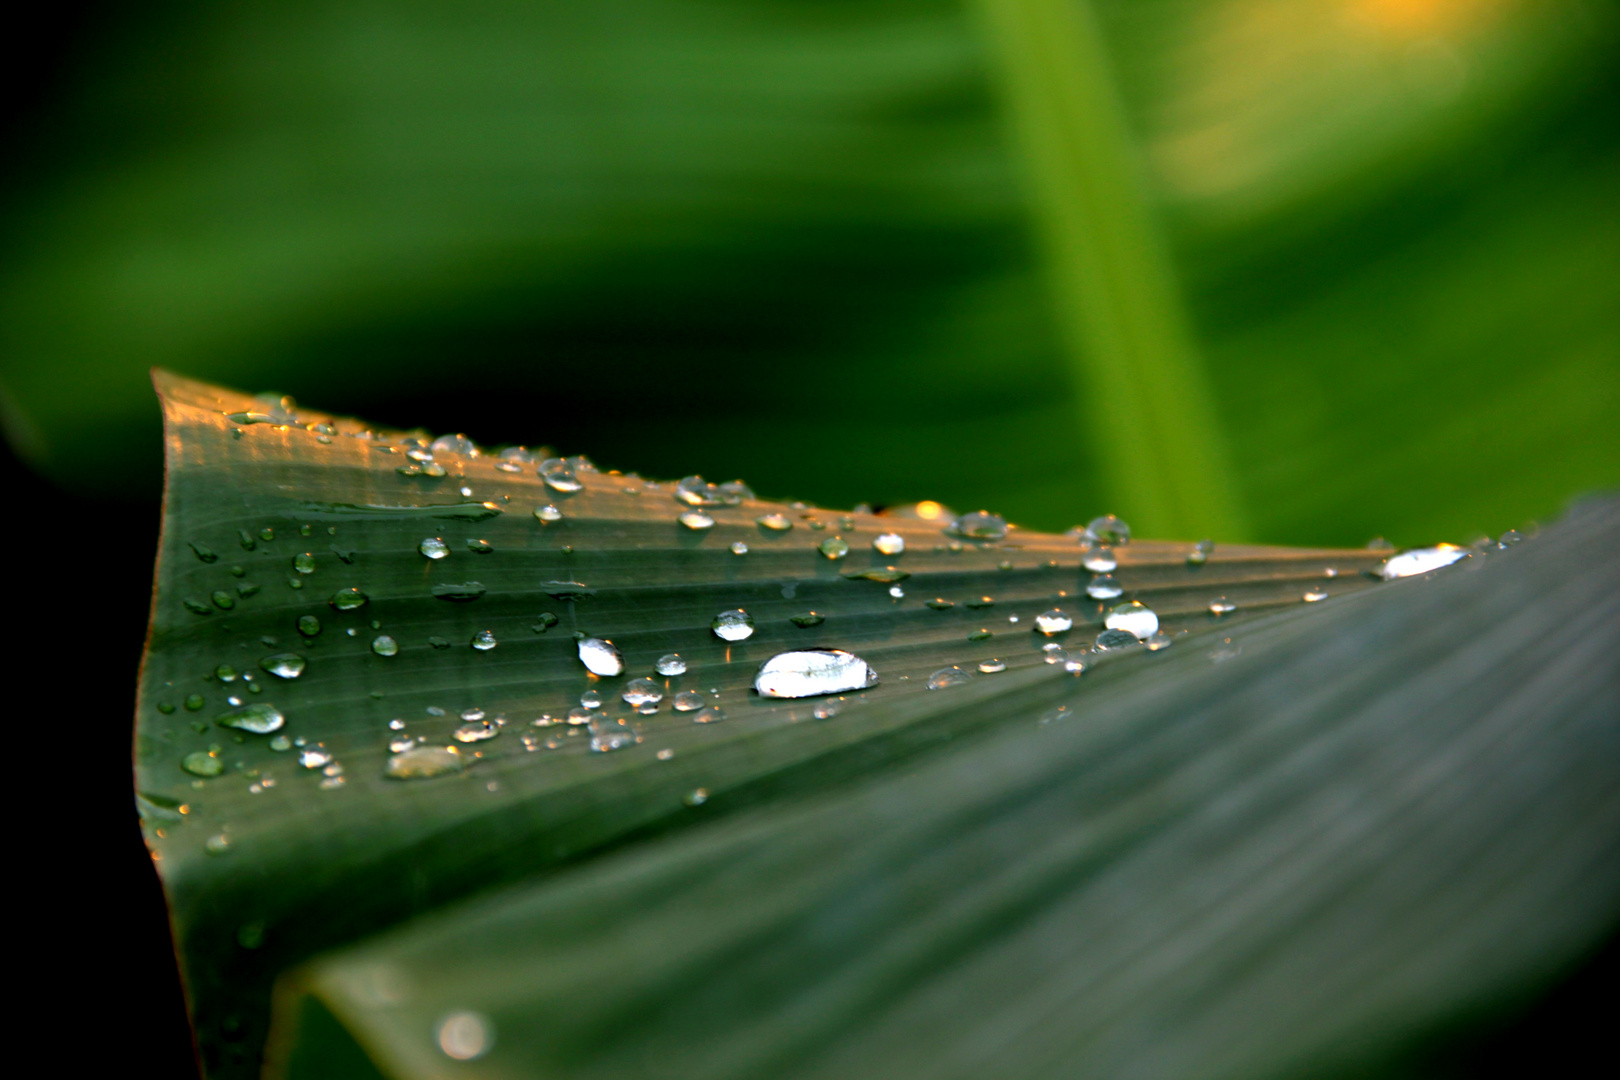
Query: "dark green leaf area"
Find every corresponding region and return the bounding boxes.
[282,496,1620,1080]
[137,374,1384,1078]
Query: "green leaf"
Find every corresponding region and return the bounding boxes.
[138,372,1387,1077]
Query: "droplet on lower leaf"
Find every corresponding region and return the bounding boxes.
[386,745,466,780]
[1034,609,1073,634]
[950,511,1007,541]
[754,650,876,698]
[578,637,624,676]
[712,609,755,641]
[1105,601,1158,639]
[1381,544,1467,580]
[926,666,973,689]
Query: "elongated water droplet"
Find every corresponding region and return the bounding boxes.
[1145,632,1174,651]
[872,533,905,556]
[654,653,686,676]
[1042,644,1068,664]
[623,677,663,706]
[927,666,973,690]
[329,588,369,611]
[1303,588,1328,602]
[538,458,583,492]
[470,630,497,651]
[1209,597,1236,616]
[717,480,753,505]
[372,635,398,656]
[841,567,908,583]
[978,659,1006,673]
[386,745,466,780]
[432,582,487,601]
[1034,609,1073,634]
[211,591,235,610]
[293,552,316,574]
[1381,544,1467,580]
[679,511,714,530]
[754,650,876,698]
[788,612,824,628]
[964,596,995,609]
[1095,628,1141,650]
[205,834,232,855]
[216,703,284,734]
[1105,601,1158,639]
[578,637,624,676]
[1083,515,1131,545]
[465,538,493,554]
[1086,575,1122,599]
[712,609,755,641]
[950,511,1007,540]
[672,690,704,712]
[755,513,792,531]
[182,751,223,777]
[818,537,849,559]
[1082,547,1117,573]
[566,707,600,726]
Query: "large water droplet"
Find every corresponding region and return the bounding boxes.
[672,690,705,712]
[538,458,583,492]
[623,677,664,706]
[926,666,973,690]
[1105,601,1158,639]
[818,537,849,560]
[386,745,467,780]
[217,703,285,734]
[656,653,686,676]
[1083,515,1131,545]
[373,635,399,656]
[329,588,369,611]
[578,637,624,676]
[470,630,497,651]
[1034,609,1073,634]
[182,751,223,777]
[1082,547,1117,573]
[950,511,1007,541]
[419,537,448,560]
[755,513,792,531]
[754,650,876,698]
[1086,575,1122,599]
[1381,544,1467,580]
[872,533,905,556]
[712,609,755,642]
[678,511,715,530]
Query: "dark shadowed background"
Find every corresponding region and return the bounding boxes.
[4,2,1616,1077]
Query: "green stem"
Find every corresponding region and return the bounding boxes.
[971,0,1249,541]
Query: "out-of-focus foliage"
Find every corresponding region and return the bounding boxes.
[2,0,1616,545]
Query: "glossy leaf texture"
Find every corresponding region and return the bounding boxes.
[274,493,1620,1080]
[137,373,1389,1077]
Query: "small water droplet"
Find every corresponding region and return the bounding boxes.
[872,533,905,556]
[386,745,467,779]
[431,433,479,458]
[1366,537,1396,552]
[679,511,715,530]
[818,537,849,559]
[927,666,973,690]
[712,609,755,641]
[292,552,316,574]
[538,458,583,492]
[372,635,398,656]
[623,678,664,706]
[299,747,332,769]
[1095,628,1141,650]
[1145,632,1173,651]
[588,715,637,752]
[214,664,238,682]
[656,747,675,759]
[675,475,725,507]
[1303,588,1328,602]
[1082,547,1117,573]
[1209,597,1236,616]
[471,630,497,651]
[1105,601,1158,639]
[328,587,369,611]
[1082,515,1131,545]
[968,629,993,641]
[978,659,1006,673]
[950,511,1007,540]
[1034,609,1073,634]
[534,504,563,523]
[754,650,876,698]
[210,590,235,610]
[454,720,499,742]
[389,736,416,753]
[1500,529,1524,545]
[190,542,219,563]
[465,538,493,554]
[685,788,709,806]
[889,585,904,598]
[672,690,705,712]
[574,690,601,710]
[216,703,285,734]
[925,598,955,610]
[655,654,687,676]
[1187,539,1214,567]
[1085,574,1122,599]
[755,513,792,531]
[432,582,487,602]
[578,637,624,676]
[1381,544,1467,580]
[205,834,232,855]
[730,541,749,555]
[964,596,995,609]
[1042,645,1068,664]
[182,751,223,777]
[692,705,725,724]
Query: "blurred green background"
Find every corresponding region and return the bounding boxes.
[2,0,1617,546]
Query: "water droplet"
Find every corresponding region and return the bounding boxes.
[1082,515,1131,545]
[889,585,904,598]
[216,703,285,734]
[388,719,406,731]
[964,596,995,609]
[539,458,583,492]
[588,715,637,752]
[1034,609,1073,634]
[717,480,754,505]
[1085,574,1123,600]
[1187,539,1215,567]
[818,537,849,560]
[872,533,905,556]
[692,705,725,724]
[269,734,292,751]
[672,690,705,712]
[841,567,909,583]
[386,745,467,780]
[464,539,493,554]
[534,504,562,523]
[182,752,223,777]
[730,541,749,555]
[712,609,755,641]
[431,434,480,458]
[471,630,497,651]
[327,587,368,611]
[292,552,316,574]
[566,707,600,726]
[205,834,232,855]
[685,788,709,806]
[299,747,332,769]
[190,542,219,563]
[372,635,398,656]
[214,664,238,683]
[676,510,716,532]
[621,677,664,706]
[754,650,876,698]
[432,582,487,601]
[1105,601,1158,639]
[454,720,498,742]
[462,707,486,721]
[978,659,1007,673]
[1145,632,1173,651]
[655,747,675,759]
[211,591,235,610]
[578,638,624,676]
[950,511,1007,541]
[755,513,792,531]
[1082,547,1117,573]
[1366,537,1396,552]
[1303,588,1328,602]
[968,629,993,641]
[925,598,955,610]
[1209,597,1236,616]
[1381,544,1467,580]
[1095,628,1140,650]
[656,654,687,676]
[675,475,724,507]
[927,666,973,690]
[1500,529,1524,545]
